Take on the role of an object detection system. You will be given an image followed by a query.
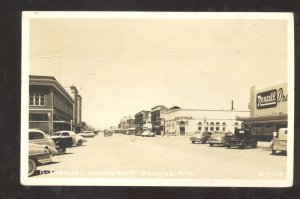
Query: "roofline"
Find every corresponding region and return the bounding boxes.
[134,110,151,116]
[30,75,75,103]
[166,108,250,113]
[151,105,168,111]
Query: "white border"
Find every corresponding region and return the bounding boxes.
[21,11,294,187]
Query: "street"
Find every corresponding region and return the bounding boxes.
[33,133,287,180]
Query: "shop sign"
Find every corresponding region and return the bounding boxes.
[256,88,288,109]
[175,116,192,120]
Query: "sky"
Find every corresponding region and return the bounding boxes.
[28,17,288,128]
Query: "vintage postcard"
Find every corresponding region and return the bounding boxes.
[21,12,294,186]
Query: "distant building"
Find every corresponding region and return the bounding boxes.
[163,108,249,136]
[119,116,135,131]
[29,75,74,135]
[70,86,82,132]
[134,110,151,132]
[151,105,168,135]
[237,83,288,141]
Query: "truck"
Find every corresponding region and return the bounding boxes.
[271,128,288,155]
[225,128,257,149]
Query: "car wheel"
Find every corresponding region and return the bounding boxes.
[77,140,82,146]
[202,140,207,144]
[253,141,257,148]
[209,143,213,147]
[58,147,66,155]
[191,141,195,144]
[28,159,37,177]
[226,145,231,148]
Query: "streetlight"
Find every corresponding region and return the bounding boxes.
[47,112,52,136]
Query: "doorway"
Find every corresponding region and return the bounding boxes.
[179,121,185,135]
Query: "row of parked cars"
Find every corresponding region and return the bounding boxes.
[28,129,97,177]
[189,128,288,153]
[116,129,156,137]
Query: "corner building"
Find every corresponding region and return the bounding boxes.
[162,108,250,136]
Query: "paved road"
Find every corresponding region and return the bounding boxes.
[34,133,287,180]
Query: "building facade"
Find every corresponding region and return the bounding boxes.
[29,76,74,135]
[134,110,151,132]
[70,86,82,132]
[119,116,135,131]
[151,105,168,135]
[237,82,288,141]
[163,108,250,136]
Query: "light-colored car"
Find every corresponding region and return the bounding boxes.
[78,131,96,138]
[141,130,155,137]
[54,131,87,146]
[271,128,287,155]
[29,143,56,177]
[190,131,212,144]
[29,129,58,155]
[207,131,233,146]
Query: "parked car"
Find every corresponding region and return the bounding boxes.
[28,143,57,176]
[271,128,287,155]
[54,131,87,146]
[78,131,96,137]
[29,129,58,155]
[49,131,73,154]
[141,130,155,137]
[104,130,113,137]
[225,128,257,149]
[190,131,212,144]
[207,131,233,146]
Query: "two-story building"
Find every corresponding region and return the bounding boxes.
[151,105,168,135]
[134,110,151,132]
[119,116,135,131]
[29,75,83,135]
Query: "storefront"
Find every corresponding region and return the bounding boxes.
[238,83,288,141]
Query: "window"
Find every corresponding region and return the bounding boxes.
[198,122,202,131]
[222,122,226,131]
[210,122,214,131]
[205,127,208,131]
[30,93,45,106]
[29,114,48,121]
[235,122,239,128]
[216,122,220,131]
[29,131,44,140]
[62,132,69,136]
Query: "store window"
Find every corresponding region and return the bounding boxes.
[29,113,48,121]
[210,122,214,131]
[30,93,45,106]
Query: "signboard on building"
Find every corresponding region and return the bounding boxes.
[251,83,287,116]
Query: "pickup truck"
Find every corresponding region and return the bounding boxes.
[271,128,287,155]
[225,128,257,149]
[50,132,73,155]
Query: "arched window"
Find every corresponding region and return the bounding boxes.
[216,122,220,131]
[222,122,226,131]
[198,122,202,131]
[235,122,239,129]
[210,122,214,131]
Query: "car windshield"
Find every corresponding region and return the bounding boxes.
[54,132,61,136]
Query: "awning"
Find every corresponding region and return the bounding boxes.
[237,114,287,124]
